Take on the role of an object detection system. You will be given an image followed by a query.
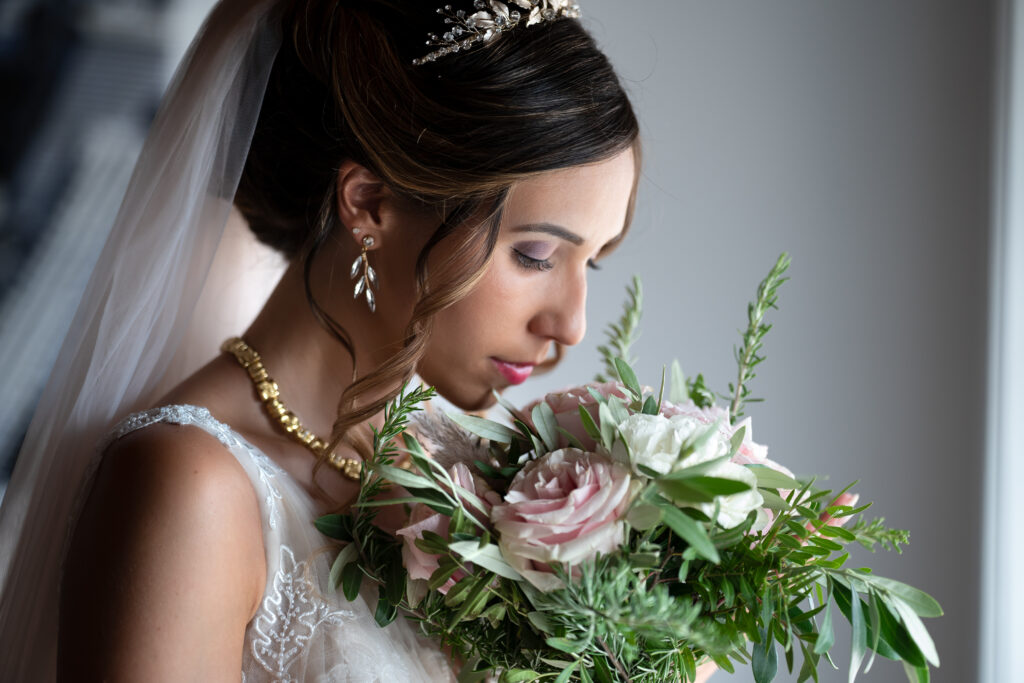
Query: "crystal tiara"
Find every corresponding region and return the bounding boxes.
[412,0,583,66]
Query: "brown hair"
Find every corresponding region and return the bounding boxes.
[235,0,641,464]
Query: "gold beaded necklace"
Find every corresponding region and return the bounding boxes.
[221,337,363,480]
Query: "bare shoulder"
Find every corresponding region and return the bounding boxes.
[59,422,266,681]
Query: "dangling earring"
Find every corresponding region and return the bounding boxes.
[350,234,378,312]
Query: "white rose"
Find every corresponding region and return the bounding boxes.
[689,459,765,529]
[611,413,728,476]
[611,413,764,530]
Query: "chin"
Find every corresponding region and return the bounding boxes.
[431,378,498,412]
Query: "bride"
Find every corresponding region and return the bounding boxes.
[0,0,718,681]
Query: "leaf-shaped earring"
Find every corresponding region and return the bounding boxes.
[350,235,378,313]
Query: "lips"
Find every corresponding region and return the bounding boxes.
[491,358,535,385]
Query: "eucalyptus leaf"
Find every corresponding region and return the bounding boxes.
[341,561,363,602]
[446,412,518,444]
[498,671,540,683]
[849,585,866,683]
[448,540,524,580]
[861,575,943,618]
[814,595,835,655]
[613,357,642,399]
[372,463,436,491]
[750,465,802,490]
[752,627,778,683]
[598,402,617,450]
[626,503,662,530]
[658,502,720,563]
[553,660,580,683]
[890,597,939,667]
[314,513,352,541]
[328,542,357,591]
[531,401,560,452]
[577,404,602,441]
[374,586,397,627]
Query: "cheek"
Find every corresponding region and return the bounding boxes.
[432,264,523,351]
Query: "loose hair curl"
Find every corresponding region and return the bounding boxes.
[234,0,640,466]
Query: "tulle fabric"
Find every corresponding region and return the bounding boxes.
[0,0,344,678]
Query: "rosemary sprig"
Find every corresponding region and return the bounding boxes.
[728,253,790,422]
[597,275,643,383]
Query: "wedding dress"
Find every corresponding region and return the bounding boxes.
[99,405,455,682]
[0,0,458,679]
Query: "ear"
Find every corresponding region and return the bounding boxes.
[335,160,391,248]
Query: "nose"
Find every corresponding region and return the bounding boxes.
[529,269,587,347]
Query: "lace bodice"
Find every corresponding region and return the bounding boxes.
[103,405,455,683]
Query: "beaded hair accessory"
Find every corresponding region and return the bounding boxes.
[413,0,582,65]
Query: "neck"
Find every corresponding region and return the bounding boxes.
[242,261,396,442]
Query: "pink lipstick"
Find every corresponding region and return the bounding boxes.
[491,358,535,385]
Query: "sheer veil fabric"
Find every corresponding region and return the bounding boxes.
[0,0,287,677]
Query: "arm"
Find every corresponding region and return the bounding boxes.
[59,424,266,682]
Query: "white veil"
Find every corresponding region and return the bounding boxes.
[0,0,283,677]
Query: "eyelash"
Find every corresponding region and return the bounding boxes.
[512,249,601,272]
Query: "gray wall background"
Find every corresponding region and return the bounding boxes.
[503,2,995,681]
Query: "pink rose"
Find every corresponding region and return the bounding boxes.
[521,382,629,451]
[491,448,638,592]
[395,462,500,594]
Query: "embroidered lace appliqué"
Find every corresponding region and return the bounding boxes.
[250,545,355,682]
[105,404,284,528]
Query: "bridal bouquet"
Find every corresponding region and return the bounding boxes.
[316,255,941,683]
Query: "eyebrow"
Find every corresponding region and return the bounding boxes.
[510,222,584,246]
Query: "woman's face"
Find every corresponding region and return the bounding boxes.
[417,147,637,410]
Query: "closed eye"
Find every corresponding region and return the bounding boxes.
[513,248,554,272]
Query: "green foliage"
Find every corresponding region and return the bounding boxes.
[728,253,791,421]
[596,276,642,383]
[313,267,941,683]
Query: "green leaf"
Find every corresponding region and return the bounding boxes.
[669,359,687,404]
[902,662,930,683]
[641,394,659,415]
[448,540,524,580]
[659,502,720,563]
[679,647,697,682]
[546,637,587,654]
[531,401,560,451]
[849,584,866,683]
[814,595,835,655]
[753,627,779,683]
[606,395,631,425]
[498,670,540,683]
[749,465,802,491]
[626,502,662,530]
[446,412,518,444]
[835,583,915,664]
[862,576,943,618]
[553,660,580,683]
[428,559,460,591]
[371,463,436,491]
[447,572,493,628]
[614,357,642,399]
[341,561,363,602]
[374,585,397,627]
[760,489,791,511]
[598,402,617,450]
[527,611,556,634]
[578,404,602,441]
[890,597,940,667]
[314,514,352,541]
[328,542,358,591]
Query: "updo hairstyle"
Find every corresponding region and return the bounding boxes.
[234,0,640,463]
